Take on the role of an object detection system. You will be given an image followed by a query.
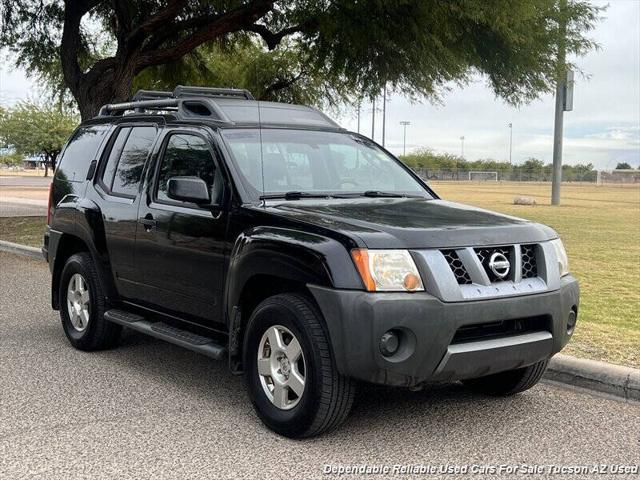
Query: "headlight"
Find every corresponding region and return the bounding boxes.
[550,239,570,277]
[351,249,424,292]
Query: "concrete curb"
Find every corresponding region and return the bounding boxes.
[0,242,638,402]
[546,354,640,402]
[0,240,43,260]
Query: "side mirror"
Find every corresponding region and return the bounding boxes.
[167,176,211,205]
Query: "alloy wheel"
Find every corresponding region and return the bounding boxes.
[257,325,306,410]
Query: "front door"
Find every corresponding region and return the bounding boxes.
[134,128,228,326]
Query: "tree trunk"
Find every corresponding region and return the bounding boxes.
[44,163,49,178]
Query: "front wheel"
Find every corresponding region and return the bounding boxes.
[462,359,549,396]
[243,293,356,438]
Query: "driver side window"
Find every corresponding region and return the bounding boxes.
[156,133,223,205]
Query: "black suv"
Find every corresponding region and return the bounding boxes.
[44,86,579,438]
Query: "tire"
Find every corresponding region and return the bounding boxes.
[59,252,121,351]
[243,293,356,438]
[462,359,549,396]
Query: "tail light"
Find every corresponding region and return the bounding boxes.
[46,182,54,225]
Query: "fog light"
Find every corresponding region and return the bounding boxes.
[379,330,399,357]
[567,307,577,334]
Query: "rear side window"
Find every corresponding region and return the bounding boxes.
[56,124,110,182]
[101,126,157,197]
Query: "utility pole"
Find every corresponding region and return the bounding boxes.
[400,121,411,156]
[357,101,361,134]
[552,0,572,205]
[460,136,465,159]
[381,84,387,147]
[508,123,513,165]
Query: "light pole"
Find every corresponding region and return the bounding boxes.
[458,136,465,180]
[400,121,411,156]
[508,123,513,165]
[371,97,376,141]
[356,101,361,134]
[381,84,387,147]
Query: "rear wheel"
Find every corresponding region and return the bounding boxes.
[243,293,356,438]
[462,359,549,396]
[59,252,121,350]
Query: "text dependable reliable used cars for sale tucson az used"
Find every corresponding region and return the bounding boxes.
[43,86,579,438]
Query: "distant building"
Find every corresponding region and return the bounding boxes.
[22,155,45,169]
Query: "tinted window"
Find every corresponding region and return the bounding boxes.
[56,125,110,182]
[156,134,219,204]
[101,127,131,189]
[220,129,429,199]
[110,127,156,197]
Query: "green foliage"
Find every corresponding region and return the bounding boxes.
[133,40,349,109]
[615,162,632,170]
[398,150,597,181]
[0,0,603,118]
[0,152,25,167]
[0,101,78,174]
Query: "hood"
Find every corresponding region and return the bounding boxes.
[261,197,557,249]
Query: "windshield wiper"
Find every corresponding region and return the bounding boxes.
[260,191,335,200]
[360,190,423,198]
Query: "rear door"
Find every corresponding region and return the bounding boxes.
[134,127,228,326]
[93,124,159,297]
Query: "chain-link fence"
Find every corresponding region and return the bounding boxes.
[411,168,639,184]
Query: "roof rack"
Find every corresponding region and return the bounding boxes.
[96,85,254,119]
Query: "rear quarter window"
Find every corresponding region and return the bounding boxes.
[55,124,110,182]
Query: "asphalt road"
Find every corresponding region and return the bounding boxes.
[0,175,52,187]
[1,252,638,480]
[0,176,50,217]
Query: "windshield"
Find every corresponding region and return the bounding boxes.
[220,129,431,200]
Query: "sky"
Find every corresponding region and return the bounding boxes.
[1,0,639,169]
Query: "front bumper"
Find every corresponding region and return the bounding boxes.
[309,276,579,387]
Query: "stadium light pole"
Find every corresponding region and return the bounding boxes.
[551,0,573,206]
[400,121,411,156]
[508,123,513,165]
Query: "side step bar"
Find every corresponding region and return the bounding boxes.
[104,309,226,360]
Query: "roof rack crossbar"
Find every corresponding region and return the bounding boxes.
[98,99,180,117]
[173,85,254,100]
[132,90,173,101]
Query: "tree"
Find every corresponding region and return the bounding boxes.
[0,102,78,177]
[1,1,601,120]
[615,162,632,170]
[133,40,349,108]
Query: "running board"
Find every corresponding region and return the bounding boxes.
[104,309,226,360]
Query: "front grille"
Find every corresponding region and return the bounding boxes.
[451,315,551,344]
[474,246,512,282]
[521,244,538,278]
[442,249,472,284]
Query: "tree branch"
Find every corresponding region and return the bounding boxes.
[112,0,133,43]
[134,0,276,70]
[125,0,189,50]
[60,0,100,92]
[246,23,306,50]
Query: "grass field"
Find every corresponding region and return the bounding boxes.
[432,182,640,368]
[0,216,46,247]
[1,182,638,367]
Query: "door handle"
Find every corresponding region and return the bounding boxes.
[140,214,156,231]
